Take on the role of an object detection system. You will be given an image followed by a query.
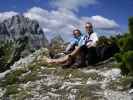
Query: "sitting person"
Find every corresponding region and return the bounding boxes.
[49,29,83,59]
[78,22,99,66]
[46,29,86,65]
[65,29,84,54]
[46,22,98,67]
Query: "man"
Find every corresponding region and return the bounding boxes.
[47,22,98,67]
[85,22,98,48]
[78,22,98,66]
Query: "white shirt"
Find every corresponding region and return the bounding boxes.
[86,32,98,48]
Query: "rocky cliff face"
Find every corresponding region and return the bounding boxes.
[48,35,66,58]
[50,35,64,45]
[0,15,49,72]
[0,15,48,51]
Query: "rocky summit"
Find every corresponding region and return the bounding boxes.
[0,15,49,72]
[0,15,48,54]
[0,48,132,100]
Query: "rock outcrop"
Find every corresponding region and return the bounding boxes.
[49,35,65,58]
[0,15,49,54]
[0,48,132,100]
[0,15,49,72]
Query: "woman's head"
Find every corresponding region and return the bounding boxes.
[73,29,81,38]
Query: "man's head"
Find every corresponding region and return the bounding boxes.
[73,29,81,38]
[85,22,93,34]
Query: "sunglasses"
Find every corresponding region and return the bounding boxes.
[85,26,92,29]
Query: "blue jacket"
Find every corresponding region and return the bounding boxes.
[65,34,86,52]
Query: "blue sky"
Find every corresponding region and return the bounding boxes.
[0,0,133,41]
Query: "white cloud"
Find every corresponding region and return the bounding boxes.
[24,7,119,41]
[80,15,119,29]
[0,7,120,41]
[0,11,18,22]
[24,7,80,41]
[51,0,97,11]
[91,16,119,29]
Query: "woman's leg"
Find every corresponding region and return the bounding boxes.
[47,55,69,64]
[47,46,81,64]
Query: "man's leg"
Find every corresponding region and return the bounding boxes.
[87,47,98,65]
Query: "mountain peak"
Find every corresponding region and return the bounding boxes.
[0,14,49,56]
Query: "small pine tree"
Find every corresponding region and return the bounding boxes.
[0,36,28,72]
[129,17,133,35]
[115,17,133,76]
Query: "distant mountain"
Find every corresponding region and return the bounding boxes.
[49,35,65,58]
[0,15,49,72]
[0,15,49,49]
[50,35,64,45]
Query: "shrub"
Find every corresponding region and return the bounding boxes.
[0,36,28,72]
[123,51,133,76]
[115,51,133,76]
[114,17,133,76]
[129,17,133,35]
[0,40,15,72]
[117,35,133,51]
